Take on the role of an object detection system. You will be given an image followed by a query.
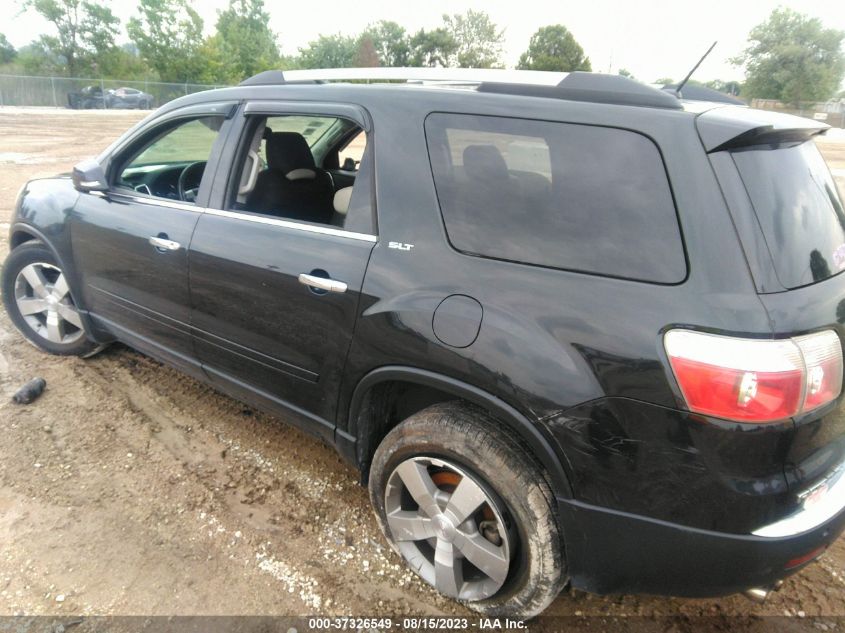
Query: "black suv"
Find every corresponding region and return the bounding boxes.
[4,68,845,617]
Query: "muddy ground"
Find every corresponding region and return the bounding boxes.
[0,107,844,629]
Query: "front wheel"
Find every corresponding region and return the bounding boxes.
[2,242,99,356]
[369,402,566,618]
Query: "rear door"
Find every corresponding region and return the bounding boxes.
[188,101,377,433]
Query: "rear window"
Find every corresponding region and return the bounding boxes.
[732,141,845,289]
[424,113,686,283]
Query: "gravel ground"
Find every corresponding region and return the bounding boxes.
[0,107,844,629]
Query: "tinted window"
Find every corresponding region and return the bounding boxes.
[425,114,685,283]
[732,141,845,289]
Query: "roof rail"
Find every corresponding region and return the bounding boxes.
[238,68,682,110]
[241,67,568,86]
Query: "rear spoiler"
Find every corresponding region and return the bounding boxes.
[696,106,830,153]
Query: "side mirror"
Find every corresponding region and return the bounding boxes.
[72,159,109,193]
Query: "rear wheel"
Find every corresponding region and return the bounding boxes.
[2,242,99,356]
[369,402,566,618]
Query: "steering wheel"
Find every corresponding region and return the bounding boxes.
[177,161,207,202]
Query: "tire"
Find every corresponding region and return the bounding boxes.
[2,242,99,357]
[369,402,566,618]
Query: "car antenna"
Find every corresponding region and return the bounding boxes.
[674,41,718,96]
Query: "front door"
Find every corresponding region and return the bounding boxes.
[71,109,233,372]
[189,104,377,431]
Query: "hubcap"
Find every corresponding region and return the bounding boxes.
[384,456,514,601]
[14,262,84,345]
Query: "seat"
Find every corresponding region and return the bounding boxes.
[246,131,335,224]
[453,144,515,223]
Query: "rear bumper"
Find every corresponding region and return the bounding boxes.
[558,494,845,597]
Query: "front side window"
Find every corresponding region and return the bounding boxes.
[116,116,225,203]
[425,113,686,283]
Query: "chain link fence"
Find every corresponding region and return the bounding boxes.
[0,74,226,109]
[750,98,845,128]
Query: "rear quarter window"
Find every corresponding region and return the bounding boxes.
[424,113,686,283]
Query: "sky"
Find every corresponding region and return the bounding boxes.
[1,0,844,83]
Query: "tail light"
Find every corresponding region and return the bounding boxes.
[664,329,843,423]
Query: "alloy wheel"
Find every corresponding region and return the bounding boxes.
[14,262,85,345]
[384,456,515,601]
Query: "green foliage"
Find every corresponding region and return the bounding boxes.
[14,41,64,75]
[654,77,674,85]
[355,37,380,68]
[442,10,504,68]
[733,8,845,105]
[517,24,591,72]
[360,21,409,67]
[408,28,457,68]
[618,68,634,79]
[703,79,742,96]
[21,0,121,76]
[298,34,357,69]
[212,0,279,82]
[0,33,17,65]
[127,0,205,82]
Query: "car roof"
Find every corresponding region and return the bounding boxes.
[149,68,828,153]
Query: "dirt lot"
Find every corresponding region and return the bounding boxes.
[0,108,844,629]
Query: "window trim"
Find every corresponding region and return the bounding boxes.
[423,111,688,286]
[243,101,371,132]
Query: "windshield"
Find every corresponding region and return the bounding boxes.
[732,140,845,290]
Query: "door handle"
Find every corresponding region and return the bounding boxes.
[148,236,181,251]
[298,273,347,294]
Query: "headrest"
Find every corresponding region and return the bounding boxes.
[286,168,316,181]
[463,145,509,182]
[266,131,316,174]
[333,187,353,215]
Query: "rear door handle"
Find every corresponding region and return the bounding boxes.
[148,236,181,251]
[298,273,347,293]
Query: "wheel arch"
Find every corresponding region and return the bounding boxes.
[10,225,41,250]
[7,224,101,338]
[9,225,79,292]
[345,366,574,499]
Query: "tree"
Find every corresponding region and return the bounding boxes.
[654,77,674,85]
[618,68,634,79]
[298,34,357,69]
[704,79,742,96]
[355,37,379,68]
[0,34,16,65]
[408,28,457,67]
[517,24,591,72]
[442,10,504,68]
[360,20,410,67]
[21,0,121,76]
[733,8,844,105]
[15,41,63,75]
[128,0,205,82]
[213,0,279,82]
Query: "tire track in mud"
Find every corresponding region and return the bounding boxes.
[76,347,456,615]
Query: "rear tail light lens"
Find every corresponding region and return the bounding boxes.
[664,329,843,423]
[795,332,844,411]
